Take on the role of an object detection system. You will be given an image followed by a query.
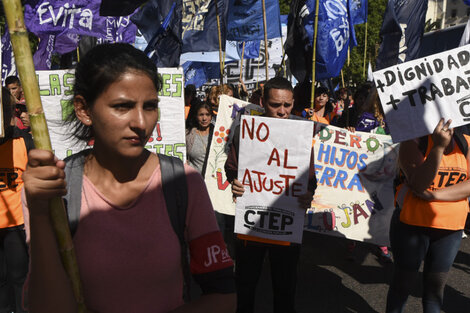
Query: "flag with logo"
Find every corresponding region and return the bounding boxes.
[226,0,281,41]
[375,0,429,70]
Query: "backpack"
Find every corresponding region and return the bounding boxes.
[394,129,469,206]
[63,150,191,301]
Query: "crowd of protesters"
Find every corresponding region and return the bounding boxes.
[1,42,469,313]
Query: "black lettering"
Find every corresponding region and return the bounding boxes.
[448,54,460,70]
[258,211,269,228]
[458,50,470,67]
[414,63,427,80]
[6,172,18,188]
[437,171,449,187]
[403,89,418,106]
[430,83,444,100]
[397,67,405,85]
[456,76,470,93]
[445,172,460,186]
[384,70,396,86]
[418,86,432,104]
[433,58,444,73]
[425,59,434,75]
[456,173,467,184]
[441,78,455,96]
[269,212,281,230]
[281,215,293,230]
[375,79,386,93]
[459,101,470,118]
[404,67,415,81]
[244,210,256,226]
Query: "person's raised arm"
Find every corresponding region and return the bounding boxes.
[401,119,452,193]
[22,149,78,313]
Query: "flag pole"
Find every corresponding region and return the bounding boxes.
[341,70,345,87]
[239,41,245,82]
[362,20,368,79]
[2,0,86,311]
[262,0,269,81]
[215,0,224,85]
[310,0,321,114]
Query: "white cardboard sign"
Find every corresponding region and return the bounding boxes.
[235,115,314,243]
[373,44,470,142]
[37,68,186,160]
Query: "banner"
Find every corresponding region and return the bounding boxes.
[350,0,368,25]
[226,0,281,41]
[235,115,313,244]
[37,68,186,160]
[305,124,399,246]
[373,45,470,143]
[25,0,137,43]
[204,95,263,215]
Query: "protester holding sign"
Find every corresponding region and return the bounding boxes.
[21,43,235,313]
[225,77,316,313]
[387,119,470,313]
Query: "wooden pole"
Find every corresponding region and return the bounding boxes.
[262,0,269,81]
[2,0,86,311]
[239,41,245,82]
[363,21,368,79]
[310,0,321,113]
[341,70,345,87]
[215,0,224,85]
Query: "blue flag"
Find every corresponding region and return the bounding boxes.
[226,0,281,41]
[315,0,358,80]
[350,0,367,25]
[182,0,229,53]
[237,40,260,59]
[375,0,428,70]
[183,61,220,88]
[464,0,470,5]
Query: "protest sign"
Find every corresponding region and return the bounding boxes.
[235,115,314,244]
[204,95,263,215]
[373,44,470,142]
[305,124,398,246]
[37,68,186,160]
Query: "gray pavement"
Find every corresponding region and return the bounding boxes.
[253,231,470,313]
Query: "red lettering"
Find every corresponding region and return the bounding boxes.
[283,149,298,169]
[267,148,281,167]
[242,118,255,139]
[350,134,362,148]
[334,130,347,145]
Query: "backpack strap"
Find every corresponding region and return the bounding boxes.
[158,153,191,302]
[63,149,90,236]
[454,127,468,156]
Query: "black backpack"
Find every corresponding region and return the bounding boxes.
[63,151,191,301]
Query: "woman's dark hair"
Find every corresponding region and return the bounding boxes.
[66,43,161,142]
[185,101,213,131]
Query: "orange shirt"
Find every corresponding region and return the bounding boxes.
[312,111,334,125]
[0,137,28,228]
[400,136,470,230]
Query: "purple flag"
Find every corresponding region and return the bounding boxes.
[1,27,16,84]
[24,0,137,44]
[33,34,56,70]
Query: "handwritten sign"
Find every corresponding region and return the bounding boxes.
[305,124,399,246]
[204,95,263,215]
[373,44,470,142]
[235,115,314,243]
[37,68,186,160]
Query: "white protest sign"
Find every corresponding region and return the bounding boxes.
[204,95,263,215]
[37,68,186,160]
[305,124,399,246]
[235,115,314,244]
[373,44,470,142]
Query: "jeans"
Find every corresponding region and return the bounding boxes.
[0,225,29,313]
[234,239,301,313]
[386,209,462,313]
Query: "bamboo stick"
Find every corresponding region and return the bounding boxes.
[239,41,245,81]
[363,21,368,79]
[2,0,86,311]
[215,0,224,85]
[310,0,321,114]
[261,0,269,81]
[341,70,345,87]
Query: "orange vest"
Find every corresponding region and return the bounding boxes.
[0,137,27,228]
[400,136,470,230]
[312,111,334,125]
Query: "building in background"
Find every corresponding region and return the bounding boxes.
[426,0,470,29]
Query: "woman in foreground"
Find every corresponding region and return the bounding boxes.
[387,118,470,313]
[22,43,235,313]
